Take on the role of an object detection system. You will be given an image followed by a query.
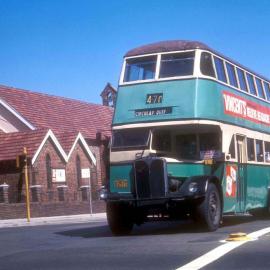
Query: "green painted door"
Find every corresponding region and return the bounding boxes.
[236,135,247,213]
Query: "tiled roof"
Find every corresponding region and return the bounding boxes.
[0,129,48,161]
[56,130,78,153]
[0,85,113,139]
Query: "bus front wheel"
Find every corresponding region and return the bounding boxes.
[106,202,134,236]
[196,183,222,231]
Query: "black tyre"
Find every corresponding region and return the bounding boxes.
[106,202,134,236]
[196,183,222,231]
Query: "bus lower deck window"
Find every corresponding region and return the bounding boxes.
[152,130,171,152]
[256,140,264,162]
[175,134,197,160]
[199,133,220,152]
[264,141,270,162]
[112,129,150,149]
[247,138,255,161]
[229,135,236,159]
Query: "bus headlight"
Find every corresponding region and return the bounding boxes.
[188,182,198,193]
[99,186,108,200]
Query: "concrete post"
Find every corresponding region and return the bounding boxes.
[57,185,68,201]
[30,185,42,202]
[0,183,9,203]
[80,185,90,201]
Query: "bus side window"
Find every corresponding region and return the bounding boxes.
[200,52,215,78]
[255,140,264,162]
[229,135,235,159]
[237,68,248,92]
[214,57,227,83]
[255,78,265,99]
[263,82,270,101]
[264,141,270,163]
[247,138,255,161]
[246,73,257,96]
[226,62,238,88]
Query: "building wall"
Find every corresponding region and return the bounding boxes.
[32,137,66,202]
[0,137,108,219]
[66,141,98,200]
[88,144,101,186]
[0,161,21,203]
[0,200,105,220]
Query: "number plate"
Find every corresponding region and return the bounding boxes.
[114,179,128,189]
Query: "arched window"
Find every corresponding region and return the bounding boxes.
[76,155,81,187]
[46,154,52,188]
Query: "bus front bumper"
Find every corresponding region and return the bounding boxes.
[100,188,204,206]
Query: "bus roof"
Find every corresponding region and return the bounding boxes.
[124,40,270,83]
[125,40,211,57]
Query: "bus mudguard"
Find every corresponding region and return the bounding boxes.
[177,175,223,205]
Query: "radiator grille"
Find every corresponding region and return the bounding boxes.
[134,158,166,199]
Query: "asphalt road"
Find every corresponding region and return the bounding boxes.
[0,216,270,270]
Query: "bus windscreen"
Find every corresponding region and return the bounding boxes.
[112,129,150,149]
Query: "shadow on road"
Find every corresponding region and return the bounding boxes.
[56,220,200,239]
[221,215,256,227]
[56,215,260,239]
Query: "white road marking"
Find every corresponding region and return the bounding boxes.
[176,227,270,270]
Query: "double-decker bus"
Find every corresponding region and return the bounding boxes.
[101,40,270,235]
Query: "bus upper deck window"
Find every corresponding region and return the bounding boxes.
[263,82,270,101]
[236,68,248,92]
[255,78,265,99]
[246,73,257,96]
[214,57,227,83]
[226,62,238,88]
[124,56,157,82]
[159,51,195,78]
[200,52,215,78]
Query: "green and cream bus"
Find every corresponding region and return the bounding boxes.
[101,40,270,235]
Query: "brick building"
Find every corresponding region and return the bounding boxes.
[0,84,114,219]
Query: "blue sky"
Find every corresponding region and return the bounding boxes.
[0,0,269,104]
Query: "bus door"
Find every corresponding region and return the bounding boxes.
[236,135,247,213]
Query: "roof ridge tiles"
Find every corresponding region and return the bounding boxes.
[0,84,114,110]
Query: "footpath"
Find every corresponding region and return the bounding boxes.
[0,213,107,228]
